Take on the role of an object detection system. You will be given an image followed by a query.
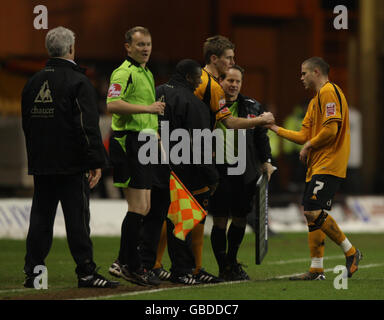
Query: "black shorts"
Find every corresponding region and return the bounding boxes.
[209,171,256,218]
[302,174,344,211]
[109,131,154,189]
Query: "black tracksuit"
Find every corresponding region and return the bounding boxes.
[21,58,106,277]
[235,94,272,184]
[210,94,272,216]
[140,74,219,274]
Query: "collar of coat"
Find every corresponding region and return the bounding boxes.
[46,58,87,74]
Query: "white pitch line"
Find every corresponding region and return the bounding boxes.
[0,288,31,294]
[273,263,384,279]
[79,263,384,300]
[267,255,344,265]
[2,262,382,298]
[77,280,247,300]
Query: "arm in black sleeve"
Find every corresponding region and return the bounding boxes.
[74,78,107,169]
[248,101,272,163]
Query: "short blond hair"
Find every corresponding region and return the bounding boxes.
[124,26,151,44]
[203,35,234,64]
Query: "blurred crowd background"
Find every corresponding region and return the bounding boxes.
[0,0,383,207]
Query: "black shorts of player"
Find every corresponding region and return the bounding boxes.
[109,130,154,189]
[302,174,344,211]
[209,165,256,218]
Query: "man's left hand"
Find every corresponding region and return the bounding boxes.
[88,168,102,189]
[299,141,312,163]
[261,162,276,181]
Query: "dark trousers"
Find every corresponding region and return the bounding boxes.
[166,217,195,274]
[24,174,96,277]
[140,187,195,274]
[140,187,209,274]
[166,191,209,274]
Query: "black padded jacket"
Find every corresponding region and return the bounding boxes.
[21,58,107,175]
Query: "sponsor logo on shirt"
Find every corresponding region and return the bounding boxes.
[219,107,229,115]
[219,98,226,109]
[326,102,336,117]
[107,83,122,98]
[247,114,256,119]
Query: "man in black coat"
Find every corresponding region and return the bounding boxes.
[21,26,118,288]
[210,65,275,281]
[140,59,221,284]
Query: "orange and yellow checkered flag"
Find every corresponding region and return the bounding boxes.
[167,171,207,241]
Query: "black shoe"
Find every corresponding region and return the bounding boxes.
[23,274,36,288]
[151,267,171,281]
[120,265,161,286]
[170,273,200,285]
[78,271,120,288]
[231,262,250,280]
[220,262,249,281]
[289,271,326,281]
[108,259,122,278]
[194,268,224,283]
[346,249,363,278]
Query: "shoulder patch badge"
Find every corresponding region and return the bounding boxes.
[326,102,336,117]
[219,98,226,109]
[107,83,122,98]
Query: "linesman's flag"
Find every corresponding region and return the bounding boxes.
[167,171,207,241]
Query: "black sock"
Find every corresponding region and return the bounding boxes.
[210,226,227,273]
[118,211,143,271]
[227,223,246,264]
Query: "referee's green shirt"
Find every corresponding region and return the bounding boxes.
[107,56,157,132]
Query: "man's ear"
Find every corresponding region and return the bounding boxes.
[210,54,218,64]
[185,74,192,83]
[124,42,130,54]
[69,46,72,54]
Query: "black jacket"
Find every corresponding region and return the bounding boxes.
[229,94,272,184]
[21,58,107,175]
[155,74,219,191]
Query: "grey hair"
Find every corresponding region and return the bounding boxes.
[45,26,75,57]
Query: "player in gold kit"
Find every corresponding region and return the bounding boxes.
[268,57,362,280]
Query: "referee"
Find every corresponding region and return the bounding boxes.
[106,27,165,286]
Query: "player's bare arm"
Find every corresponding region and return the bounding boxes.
[107,100,165,115]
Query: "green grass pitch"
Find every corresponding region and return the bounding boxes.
[0,232,383,300]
